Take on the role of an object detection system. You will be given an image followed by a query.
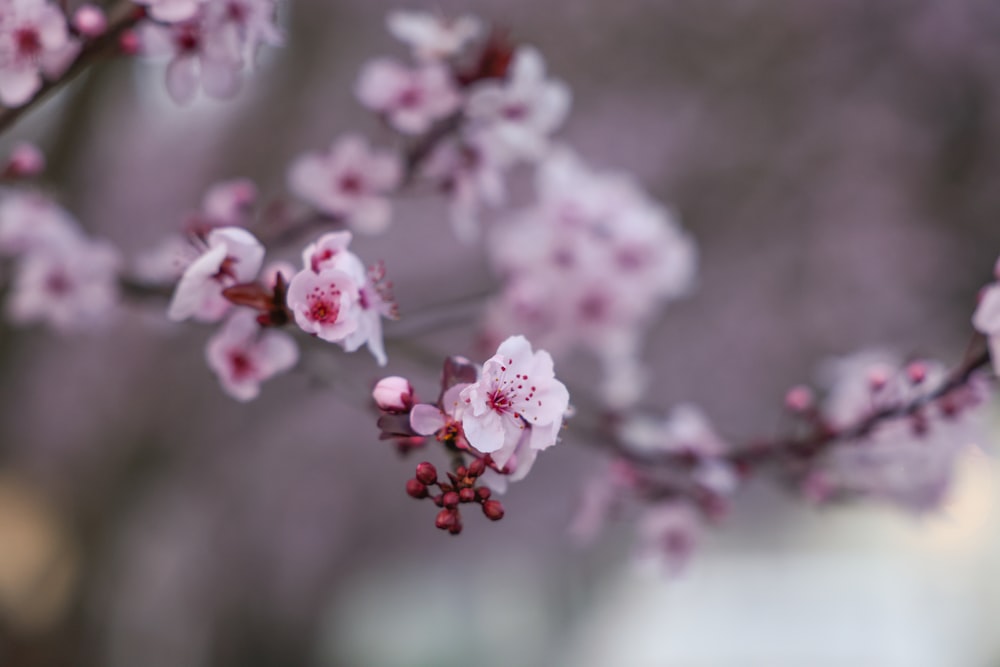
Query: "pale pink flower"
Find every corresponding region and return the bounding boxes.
[458,335,570,460]
[356,58,461,135]
[634,503,701,576]
[200,178,257,226]
[287,135,402,234]
[167,227,264,322]
[133,0,204,24]
[300,230,357,274]
[973,282,1000,375]
[72,4,107,38]
[0,191,80,255]
[0,0,70,107]
[373,376,414,412]
[203,0,282,63]
[139,18,242,105]
[6,237,121,332]
[386,10,481,62]
[285,267,359,343]
[464,46,570,161]
[205,310,298,402]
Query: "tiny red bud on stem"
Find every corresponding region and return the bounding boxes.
[415,462,437,485]
[482,500,505,521]
[405,478,428,499]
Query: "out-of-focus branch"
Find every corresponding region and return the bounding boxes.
[0,1,143,137]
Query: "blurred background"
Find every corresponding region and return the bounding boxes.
[3,0,1000,665]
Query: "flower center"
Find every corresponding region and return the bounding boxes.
[15,28,41,58]
[229,350,255,379]
[338,172,364,195]
[308,290,341,323]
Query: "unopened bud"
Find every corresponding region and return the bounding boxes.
[442,491,460,508]
[415,462,437,485]
[405,478,427,499]
[868,367,890,392]
[448,520,463,535]
[373,376,414,412]
[784,385,814,413]
[482,499,505,521]
[4,143,44,178]
[468,458,486,476]
[476,487,491,501]
[906,361,927,385]
[73,4,107,37]
[119,29,140,56]
[435,508,458,530]
[455,465,468,478]
[459,488,475,503]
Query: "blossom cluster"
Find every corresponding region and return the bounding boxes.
[136,0,282,104]
[374,335,571,531]
[0,0,77,107]
[0,146,121,332]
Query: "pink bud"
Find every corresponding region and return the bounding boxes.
[784,385,814,412]
[373,376,414,412]
[906,361,927,385]
[119,30,140,56]
[468,458,486,476]
[482,500,505,521]
[73,4,107,37]
[405,478,428,499]
[415,462,437,485]
[4,143,44,178]
[867,367,890,392]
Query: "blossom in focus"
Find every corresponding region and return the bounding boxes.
[356,58,461,135]
[167,226,264,322]
[205,310,298,401]
[464,46,570,162]
[0,0,70,107]
[386,10,481,62]
[287,135,402,234]
[285,267,359,343]
[459,335,570,465]
[6,237,121,332]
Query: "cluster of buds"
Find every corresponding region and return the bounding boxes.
[405,459,504,535]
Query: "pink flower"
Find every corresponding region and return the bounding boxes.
[197,178,258,227]
[287,134,402,234]
[72,4,107,38]
[133,0,204,23]
[458,335,570,461]
[285,267,359,343]
[167,226,264,322]
[0,0,70,107]
[973,282,1000,375]
[204,0,282,63]
[205,310,298,402]
[6,237,121,332]
[139,18,242,105]
[373,376,414,412]
[0,192,80,255]
[386,10,481,62]
[300,230,357,274]
[356,58,461,135]
[634,503,701,576]
[464,46,570,161]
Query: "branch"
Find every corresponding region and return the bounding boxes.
[0,1,143,137]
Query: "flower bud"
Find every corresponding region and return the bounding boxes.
[415,462,437,485]
[459,488,475,503]
[442,491,460,508]
[119,29,140,56]
[784,385,814,413]
[448,520,463,535]
[373,376,414,412]
[73,4,108,37]
[405,478,428,499]
[4,143,44,178]
[476,487,491,501]
[435,508,458,530]
[468,458,486,476]
[482,499,505,521]
[906,361,927,385]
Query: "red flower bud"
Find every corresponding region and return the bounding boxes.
[459,488,476,503]
[435,508,458,530]
[405,478,428,499]
[468,458,486,476]
[482,500,505,521]
[443,491,460,509]
[476,487,491,501]
[415,462,437,485]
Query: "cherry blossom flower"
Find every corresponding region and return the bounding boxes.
[205,310,298,402]
[812,350,989,512]
[0,191,80,256]
[464,46,570,162]
[6,237,122,332]
[0,0,70,107]
[134,0,204,24]
[386,10,481,62]
[634,503,702,576]
[458,335,570,462]
[285,267,359,343]
[356,58,461,135]
[287,134,402,234]
[189,178,258,229]
[139,17,243,105]
[167,226,264,323]
[372,376,414,412]
[203,0,282,63]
